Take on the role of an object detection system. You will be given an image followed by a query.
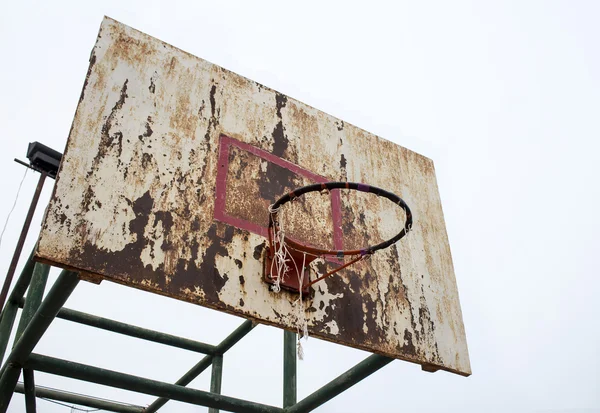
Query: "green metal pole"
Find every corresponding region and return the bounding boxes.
[0,250,36,364]
[14,382,144,413]
[286,354,393,413]
[144,355,213,413]
[54,307,217,354]
[145,319,255,413]
[25,353,283,413]
[0,364,20,411]
[23,369,35,413]
[4,270,79,366]
[283,331,297,408]
[0,270,79,413]
[0,303,18,366]
[208,355,223,413]
[0,249,36,317]
[14,263,50,342]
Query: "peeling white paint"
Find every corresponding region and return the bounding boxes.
[36,17,471,376]
[140,219,165,271]
[325,320,339,335]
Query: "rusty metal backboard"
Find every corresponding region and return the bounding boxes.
[36,17,471,376]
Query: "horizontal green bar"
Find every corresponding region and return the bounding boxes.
[14,382,144,413]
[16,298,217,355]
[286,354,393,413]
[56,307,217,355]
[26,353,283,413]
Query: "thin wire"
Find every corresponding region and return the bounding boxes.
[39,397,101,412]
[17,381,141,409]
[0,168,28,251]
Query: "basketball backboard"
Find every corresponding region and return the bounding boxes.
[36,17,471,376]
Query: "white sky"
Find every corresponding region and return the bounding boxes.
[1,1,599,412]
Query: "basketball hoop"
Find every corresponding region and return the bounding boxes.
[263,182,412,294]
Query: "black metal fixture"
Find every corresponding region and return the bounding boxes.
[25,142,62,179]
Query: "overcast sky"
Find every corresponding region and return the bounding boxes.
[1,1,599,412]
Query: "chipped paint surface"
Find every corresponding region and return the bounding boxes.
[36,17,471,376]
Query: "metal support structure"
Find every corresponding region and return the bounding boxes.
[0,261,391,413]
[25,353,283,413]
[3,250,36,308]
[144,319,255,413]
[287,353,393,413]
[283,330,297,408]
[22,369,35,413]
[0,172,46,312]
[2,270,79,367]
[0,270,79,412]
[15,263,49,342]
[0,261,393,413]
[14,382,145,413]
[0,250,36,364]
[208,355,223,413]
[0,364,21,411]
[0,302,18,366]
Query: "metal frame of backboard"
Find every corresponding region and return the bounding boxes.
[0,165,395,413]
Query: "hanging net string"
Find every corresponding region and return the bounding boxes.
[268,204,290,293]
[266,182,413,359]
[269,202,311,358]
[268,182,412,290]
[294,250,308,360]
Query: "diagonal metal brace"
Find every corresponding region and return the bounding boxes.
[144,319,256,412]
[285,354,394,413]
[0,270,79,412]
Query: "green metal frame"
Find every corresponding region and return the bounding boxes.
[0,179,394,413]
[0,257,392,413]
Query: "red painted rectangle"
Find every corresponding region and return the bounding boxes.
[214,134,344,253]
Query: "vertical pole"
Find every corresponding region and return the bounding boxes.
[23,369,35,413]
[14,263,50,343]
[0,173,46,312]
[208,355,223,413]
[283,330,297,408]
